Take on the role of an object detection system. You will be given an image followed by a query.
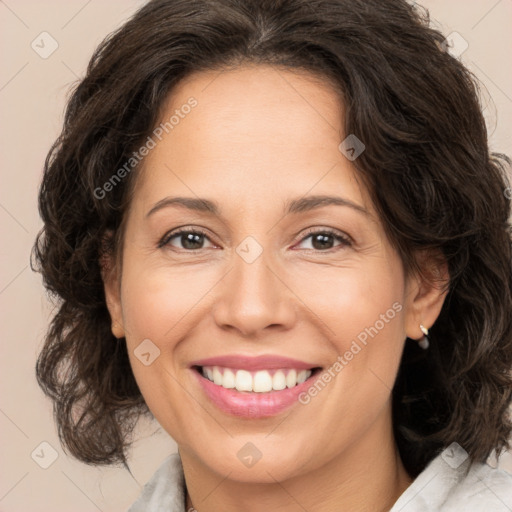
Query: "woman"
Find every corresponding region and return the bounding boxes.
[33,0,512,510]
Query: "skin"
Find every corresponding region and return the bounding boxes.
[104,64,448,512]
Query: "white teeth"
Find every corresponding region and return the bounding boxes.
[272,370,287,391]
[213,367,223,385]
[222,368,236,389]
[297,370,308,384]
[253,370,273,393]
[235,370,253,391]
[286,369,297,388]
[202,366,313,392]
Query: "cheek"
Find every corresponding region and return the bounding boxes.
[118,260,215,400]
[291,253,407,402]
[287,260,406,447]
[289,255,405,347]
[119,260,217,436]
[120,259,217,348]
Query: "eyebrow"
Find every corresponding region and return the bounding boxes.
[146,194,369,218]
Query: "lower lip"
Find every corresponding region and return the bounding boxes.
[192,369,317,418]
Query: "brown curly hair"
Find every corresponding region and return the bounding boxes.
[32,0,512,477]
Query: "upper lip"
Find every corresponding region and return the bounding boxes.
[190,354,320,371]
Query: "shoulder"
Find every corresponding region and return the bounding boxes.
[127,452,186,512]
[391,449,512,512]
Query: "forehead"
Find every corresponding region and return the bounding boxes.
[133,64,370,216]
[167,64,343,150]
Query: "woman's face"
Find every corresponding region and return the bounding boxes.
[105,65,442,482]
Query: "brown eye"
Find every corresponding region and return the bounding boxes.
[295,229,352,251]
[159,229,215,250]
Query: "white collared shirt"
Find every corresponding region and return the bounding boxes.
[128,451,512,511]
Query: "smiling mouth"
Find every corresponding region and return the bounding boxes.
[192,365,322,393]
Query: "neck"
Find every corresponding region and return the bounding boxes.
[181,405,413,512]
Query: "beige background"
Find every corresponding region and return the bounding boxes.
[1,1,511,510]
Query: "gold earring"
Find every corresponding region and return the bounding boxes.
[418,324,429,350]
[111,322,124,339]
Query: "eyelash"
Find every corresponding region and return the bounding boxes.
[298,227,352,251]
[158,226,352,252]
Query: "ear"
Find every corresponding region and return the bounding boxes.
[404,250,450,340]
[99,231,125,339]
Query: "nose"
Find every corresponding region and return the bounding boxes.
[212,246,296,337]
